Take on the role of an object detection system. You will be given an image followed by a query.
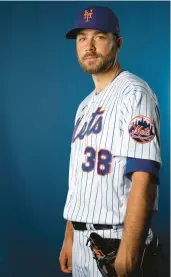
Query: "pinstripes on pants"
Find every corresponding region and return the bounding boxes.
[72,228,118,277]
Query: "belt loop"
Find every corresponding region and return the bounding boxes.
[90,224,96,231]
[86,223,92,231]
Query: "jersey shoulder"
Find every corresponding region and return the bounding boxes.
[121,71,158,104]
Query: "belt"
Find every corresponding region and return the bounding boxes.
[72,221,113,231]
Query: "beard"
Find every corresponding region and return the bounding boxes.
[77,46,118,74]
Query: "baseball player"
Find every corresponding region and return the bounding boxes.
[59,6,161,277]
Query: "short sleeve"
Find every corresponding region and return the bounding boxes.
[114,87,161,165]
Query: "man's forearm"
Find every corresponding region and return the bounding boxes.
[65,221,73,239]
[115,172,157,275]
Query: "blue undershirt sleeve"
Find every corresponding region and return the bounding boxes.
[125,157,160,183]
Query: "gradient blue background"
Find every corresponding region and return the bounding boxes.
[0,1,170,277]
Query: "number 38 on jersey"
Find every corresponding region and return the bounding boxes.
[82,146,112,176]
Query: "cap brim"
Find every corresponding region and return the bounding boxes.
[66,27,120,39]
[66,28,83,39]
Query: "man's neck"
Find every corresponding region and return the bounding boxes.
[92,64,122,94]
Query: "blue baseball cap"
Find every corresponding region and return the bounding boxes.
[66,6,120,39]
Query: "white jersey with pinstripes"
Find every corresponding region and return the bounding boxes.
[63,71,161,237]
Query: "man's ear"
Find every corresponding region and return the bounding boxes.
[117,36,123,50]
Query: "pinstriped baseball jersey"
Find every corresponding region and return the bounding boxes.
[63,71,161,236]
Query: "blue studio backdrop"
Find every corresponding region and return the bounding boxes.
[0,2,170,277]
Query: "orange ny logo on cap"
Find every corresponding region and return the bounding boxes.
[84,9,93,22]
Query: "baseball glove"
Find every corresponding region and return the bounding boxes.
[86,232,161,277]
[86,232,120,277]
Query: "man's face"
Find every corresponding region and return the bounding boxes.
[76,29,118,74]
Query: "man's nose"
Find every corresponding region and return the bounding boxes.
[85,38,96,52]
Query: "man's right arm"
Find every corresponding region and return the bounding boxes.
[65,221,73,239]
[59,221,73,273]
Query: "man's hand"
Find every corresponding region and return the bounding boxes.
[59,236,73,273]
[59,221,73,273]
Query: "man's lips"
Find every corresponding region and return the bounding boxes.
[84,56,99,60]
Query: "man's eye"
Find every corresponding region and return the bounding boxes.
[95,35,106,40]
[78,37,85,42]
